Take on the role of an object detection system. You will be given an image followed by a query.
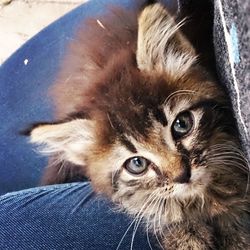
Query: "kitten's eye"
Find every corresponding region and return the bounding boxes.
[124,157,149,175]
[172,111,193,139]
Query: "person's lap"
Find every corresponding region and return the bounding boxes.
[0,182,160,250]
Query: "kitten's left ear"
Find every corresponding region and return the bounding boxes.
[136,3,197,77]
[28,119,95,166]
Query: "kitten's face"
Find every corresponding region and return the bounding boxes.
[80,70,235,225]
[28,3,247,226]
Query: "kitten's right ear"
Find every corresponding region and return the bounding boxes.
[27,119,95,166]
[136,3,197,77]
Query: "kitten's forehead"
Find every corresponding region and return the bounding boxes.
[103,83,206,144]
[85,57,224,146]
[163,98,191,120]
[102,85,207,157]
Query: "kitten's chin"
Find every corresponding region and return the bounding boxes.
[171,168,210,200]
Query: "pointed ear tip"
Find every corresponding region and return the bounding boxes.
[147,0,157,3]
[19,124,40,137]
[19,122,51,137]
[19,128,32,136]
[140,1,165,12]
[138,2,169,27]
[140,0,162,9]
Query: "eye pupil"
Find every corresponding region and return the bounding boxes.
[176,118,187,129]
[132,157,143,167]
[124,156,149,175]
[172,111,193,139]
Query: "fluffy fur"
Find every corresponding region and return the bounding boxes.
[27,2,250,249]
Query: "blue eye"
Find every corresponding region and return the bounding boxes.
[172,111,193,139]
[124,157,149,175]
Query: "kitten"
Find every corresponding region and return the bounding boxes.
[26,2,250,249]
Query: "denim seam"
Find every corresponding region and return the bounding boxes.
[0,182,88,200]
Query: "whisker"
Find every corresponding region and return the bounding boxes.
[130,211,145,250]
[158,197,166,239]
[117,191,158,250]
[164,89,195,106]
[207,153,248,162]
[208,159,248,173]
[130,191,160,250]
[144,193,162,250]
[207,143,250,196]
[153,197,165,250]
[70,189,94,214]
[146,228,154,250]
[116,216,137,250]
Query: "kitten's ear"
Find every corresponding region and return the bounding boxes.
[28,119,95,165]
[136,3,197,77]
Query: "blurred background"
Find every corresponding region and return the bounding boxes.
[0,0,87,65]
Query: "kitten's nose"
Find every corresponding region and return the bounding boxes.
[172,144,191,183]
[173,167,191,183]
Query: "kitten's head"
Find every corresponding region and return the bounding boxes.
[28,3,248,225]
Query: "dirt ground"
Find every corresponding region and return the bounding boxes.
[0,0,87,64]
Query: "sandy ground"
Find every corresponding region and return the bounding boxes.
[0,0,87,65]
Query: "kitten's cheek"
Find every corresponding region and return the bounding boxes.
[190,168,211,184]
[171,172,211,199]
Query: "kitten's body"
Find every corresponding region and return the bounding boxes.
[28,2,250,249]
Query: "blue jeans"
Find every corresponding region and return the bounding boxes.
[0,182,160,249]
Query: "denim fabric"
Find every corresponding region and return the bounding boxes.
[0,182,160,250]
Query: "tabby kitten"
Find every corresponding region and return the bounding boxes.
[27,2,250,249]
